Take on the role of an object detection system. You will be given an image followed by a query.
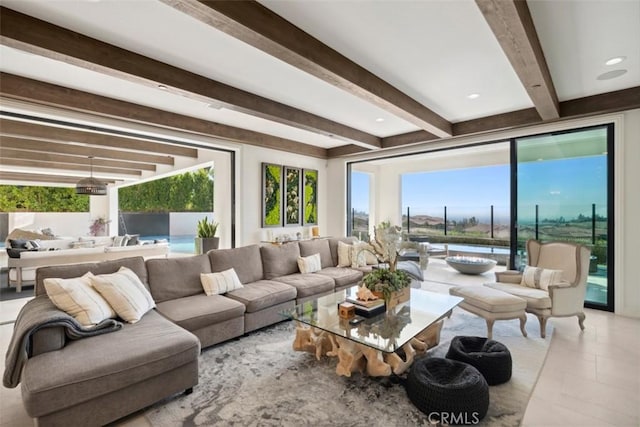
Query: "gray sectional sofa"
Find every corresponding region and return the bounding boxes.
[11,237,363,426]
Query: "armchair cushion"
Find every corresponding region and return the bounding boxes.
[484,282,551,310]
[494,270,522,284]
[521,266,564,291]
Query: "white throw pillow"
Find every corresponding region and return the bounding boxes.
[25,240,41,250]
[44,272,116,326]
[112,235,128,247]
[90,267,155,323]
[298,253,322,274]
[201,268,244,295]
[337,241,353,267]
[521,266,564,291]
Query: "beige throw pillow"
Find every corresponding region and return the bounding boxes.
[44,272,116,327]
[201,268,244,295]
[521,266,564,291]
[298,253,322,274]
[337,241,353,267]
[350,244,367,268]
[360,243,379,265]
[90,267,155,323]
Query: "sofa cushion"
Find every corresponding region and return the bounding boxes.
[209,245,264,284]
[225,280,297,313]
[328,237,359,267]
[90,267,156,324]
[35,257,149,297]
[337,241,352,267]
[9,238,28,249]
[297,253,322,274]
[146,255,211,303]
[44,272,116,326]
[315,267,363,289]
[298,239,333,268]
[21,310,200,418]
[484,282,552,310]
[155,293,245,332]
[200,268,244,295]
[273,273,334,299]
[260,243,301,280]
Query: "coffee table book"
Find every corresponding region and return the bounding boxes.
[353,302,386,317]
[345,296,384,308]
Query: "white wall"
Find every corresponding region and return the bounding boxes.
[327,109,640,318]
[238,145,327,246]
[618,109,640,317]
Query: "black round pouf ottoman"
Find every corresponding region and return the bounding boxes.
[406,357,489,424]
[446,336,512,385]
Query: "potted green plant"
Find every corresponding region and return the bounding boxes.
[195,216,219,254]
[360,222,412,306]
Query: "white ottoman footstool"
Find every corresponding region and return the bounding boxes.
[449,286,527,339]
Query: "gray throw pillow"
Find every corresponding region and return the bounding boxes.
[397,261,424,281]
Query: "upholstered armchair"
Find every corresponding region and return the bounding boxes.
[484,240,591,338]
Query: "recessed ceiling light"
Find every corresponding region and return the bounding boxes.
[605,56,626,66]
[375,118,385,122]
[467,93,480,100]
[157,84,168,90]
[597,69,627,80]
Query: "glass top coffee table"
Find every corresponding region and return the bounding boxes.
[282,287,462,377]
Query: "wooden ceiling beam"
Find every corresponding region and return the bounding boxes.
[0,136,158,170]
[0,6,378,150]
[476,0,559,120]
[0,171,118,185]
[0,157,142,176]
[382,130,440,148]
[0,146,139,173]
[161,0,452,138]
[453,107,541,136]
[0,118,192,160]
[0,73,328,159]
[328,86,640,157]
[326,145,369,158]
[560,86,640,118]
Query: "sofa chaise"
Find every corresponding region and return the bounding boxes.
[6,237,368,426]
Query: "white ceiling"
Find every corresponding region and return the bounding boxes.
[0,0,638,185]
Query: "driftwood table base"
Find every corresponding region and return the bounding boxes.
[293,320,444,377]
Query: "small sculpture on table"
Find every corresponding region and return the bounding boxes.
[356,285,379,302]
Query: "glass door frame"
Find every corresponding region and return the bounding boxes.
[510,123,615,312]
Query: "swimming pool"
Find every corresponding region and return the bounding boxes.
[443,244,510,255]
[441,244,510,265]
[142,235,196,254]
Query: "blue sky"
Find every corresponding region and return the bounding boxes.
[351,155,607,222]
[518,156,607,221]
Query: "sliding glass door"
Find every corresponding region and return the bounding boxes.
[514,125,613,310]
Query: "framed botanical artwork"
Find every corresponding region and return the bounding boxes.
[303,169,318,225]
[262,163,283,227]
[284,166,302,226]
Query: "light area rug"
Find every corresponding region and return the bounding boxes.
[145,307,551,427]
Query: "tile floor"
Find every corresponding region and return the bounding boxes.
[1,259,638,426]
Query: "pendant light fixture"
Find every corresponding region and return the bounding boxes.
[76,156,107,195]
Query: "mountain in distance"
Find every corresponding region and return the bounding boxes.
[404,214,444,226]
